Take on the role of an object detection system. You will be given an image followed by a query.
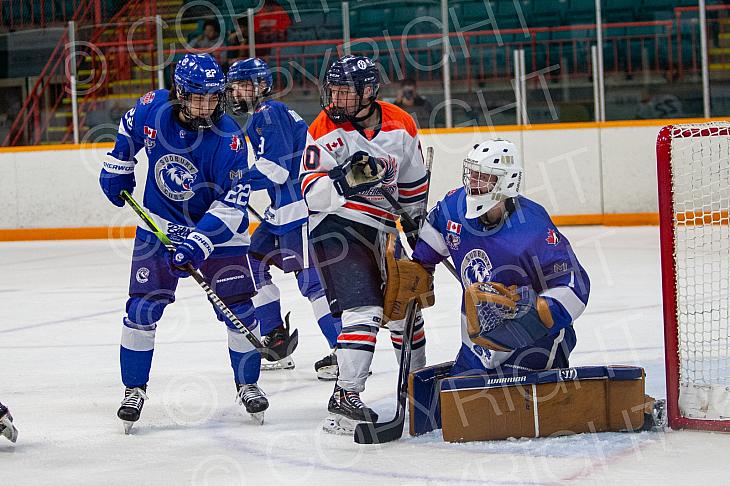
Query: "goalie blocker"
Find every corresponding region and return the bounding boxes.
[409,364,656,442]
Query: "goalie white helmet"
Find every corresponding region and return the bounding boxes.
[463,139,523,218]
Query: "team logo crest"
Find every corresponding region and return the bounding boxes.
[230,135,242,151]
[446,232,461,250]
[136,267,150,284]
[154,154,198,201]
[460,249,493,287]
[140,91,155,105]
[381,156,397,185]
[359,155,398,198]
[546,228,559,245]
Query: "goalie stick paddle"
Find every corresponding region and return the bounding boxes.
[353,147,433,445]
[120,190,269,354]
[354,299,418,444]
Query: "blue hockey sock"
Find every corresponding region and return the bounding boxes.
[229,348,261,385]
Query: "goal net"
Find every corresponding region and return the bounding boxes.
[657,122,730,431]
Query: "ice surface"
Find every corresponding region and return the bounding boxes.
[1,226,728,485]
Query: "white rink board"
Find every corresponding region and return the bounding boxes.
[0,124,665,229]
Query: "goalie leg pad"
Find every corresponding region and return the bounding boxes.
[439,366,652,442]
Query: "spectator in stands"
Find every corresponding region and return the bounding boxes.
[394,77,433,128]
[256,0,291,45]
[190,19,228,64]
[226,2,291,58]
[190,19,223,49]
[227,17,250,60]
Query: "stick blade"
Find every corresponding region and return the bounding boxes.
[353,414,405,444]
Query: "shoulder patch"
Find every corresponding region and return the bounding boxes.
[230,135,242,151]
[546,228,559,246]
[140,91,155,105]
[446,220,462,234]
[446,187,460,196]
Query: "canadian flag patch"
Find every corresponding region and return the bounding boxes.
[230,135,242,151]
[446,220,462,234]
[143,125,157,139]
[325,137,344,152]
[546,228,559,245]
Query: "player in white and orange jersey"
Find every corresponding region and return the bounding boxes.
[299,55,430,433]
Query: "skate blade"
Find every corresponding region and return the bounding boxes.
[316,365,339,381]
[122,421,135,435]
[322,414,361,435]
[249,412,265,425]
[261,357,295,371]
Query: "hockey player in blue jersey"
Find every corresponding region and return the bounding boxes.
[99,53,268,431]
[412,139,590,375]
[226,58,342,378]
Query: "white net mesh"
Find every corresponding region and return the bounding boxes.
[669,122,730,420]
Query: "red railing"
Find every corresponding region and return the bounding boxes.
[2,0,94,146]
[0,0,120,31]
[2,0,155,146]
[168,20,673,93]
[59,0,157,143]
[2,6,720,146]
[675,4,730,77]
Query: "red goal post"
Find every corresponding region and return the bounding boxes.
[657,122,730,432]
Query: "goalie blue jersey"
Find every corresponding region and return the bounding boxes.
[110,89,251,255]
[245,100,308,235]
[413,190,590,332]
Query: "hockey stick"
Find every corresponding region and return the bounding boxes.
[353,147,434,444]
[354,299,418,444]
[247,204,264,223]
[120,190,267,352]
[376,154,460,281]
[244,202,301,361]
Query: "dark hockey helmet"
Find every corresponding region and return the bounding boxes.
[321,55,380,124]
[171,53,225,130]
[226,57,273,115]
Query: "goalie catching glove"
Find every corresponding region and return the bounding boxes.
[464,282,554,352]
[383,233,434,323]
[329,151,386,197]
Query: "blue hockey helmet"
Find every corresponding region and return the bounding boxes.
[226,57,273,114]
[172,53,225,129]
[321,55,380,124]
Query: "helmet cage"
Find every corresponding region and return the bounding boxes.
[462,154,522,218]
[174,84,225,130]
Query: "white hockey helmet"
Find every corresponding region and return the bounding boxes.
[463,139,523,218]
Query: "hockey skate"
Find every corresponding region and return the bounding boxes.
[0,402,18,443]
[236,383,269,425]
[642,398,668,431]
[314,352,338,381]
[260,313,299,371]
[323,385,378,435]
[117,385,147,434]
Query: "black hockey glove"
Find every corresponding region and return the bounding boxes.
[329,151,386,198]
